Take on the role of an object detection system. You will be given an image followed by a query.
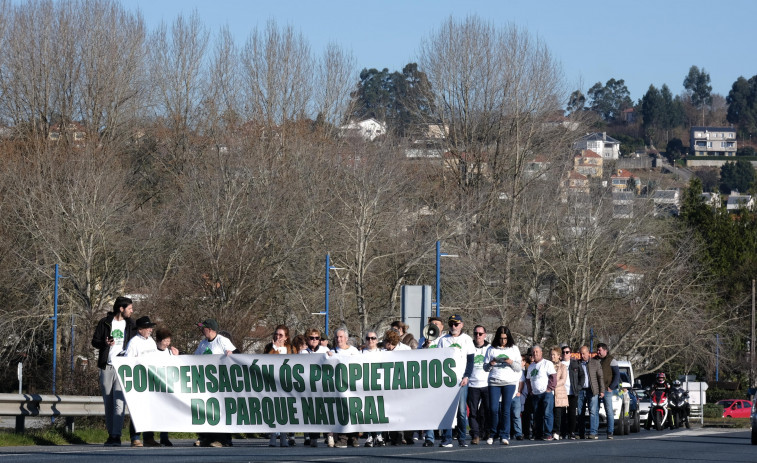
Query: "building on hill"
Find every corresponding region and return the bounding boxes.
[573,149,603,177]
[689,126,736,156]
[573,132,620,160]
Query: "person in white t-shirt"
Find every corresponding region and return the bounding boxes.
[483,325,522,445]
[328,328,360,448]
[382,330,411,352]
[193,318,235,448]
[298,328,329,448]
[123,316,162,447]
[435,314,475,448]
[526,345,557,441]
[360,331,386,447]
[467,325,490,445]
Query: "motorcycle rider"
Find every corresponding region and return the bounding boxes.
[668,379,690,428]
[645,372,671,430]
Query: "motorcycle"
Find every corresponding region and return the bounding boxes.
[644,387,669,431]
[668,387,691,429]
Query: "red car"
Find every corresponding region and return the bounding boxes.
[717,399,753,418]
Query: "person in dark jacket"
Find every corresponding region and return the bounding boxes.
[562,345,585,439]
[91,296,137,446]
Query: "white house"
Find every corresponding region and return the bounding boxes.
[573,132,621,160]
[340,118,387,141]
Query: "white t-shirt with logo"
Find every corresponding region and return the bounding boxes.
[107,319,127,365]
[124,334,157,357]
[527,358,556,394]
[470,343,490,388]
[435,333,475,355]
[194,334,236,355]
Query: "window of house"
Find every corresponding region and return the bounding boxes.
[707,142,712,148]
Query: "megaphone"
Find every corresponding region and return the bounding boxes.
[423,323,440,341]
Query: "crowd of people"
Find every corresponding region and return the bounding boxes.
[91,296,621,448]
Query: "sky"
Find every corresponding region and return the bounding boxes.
[127,0,757,104]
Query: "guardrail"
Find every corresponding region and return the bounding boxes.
[0,393,106,433]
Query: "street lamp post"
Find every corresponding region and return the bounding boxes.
[51,264,60,396]
[433,241,458,317]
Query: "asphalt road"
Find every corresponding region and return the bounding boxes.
[0,427,753,463]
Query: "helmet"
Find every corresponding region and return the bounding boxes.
[656,372,666,384]
[672,380,681,388]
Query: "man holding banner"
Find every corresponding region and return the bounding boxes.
[435,314,475,448]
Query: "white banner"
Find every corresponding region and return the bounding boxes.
[113,348,463,433]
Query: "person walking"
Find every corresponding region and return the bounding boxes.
[526,345,556,441]
[483,326,521,445]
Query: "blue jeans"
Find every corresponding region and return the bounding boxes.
[602,389,616,435]
[510,394,523,438]
[441,385,469,444]
[530,392,554,439]
[577,388,599,436]
[488,384,515,439]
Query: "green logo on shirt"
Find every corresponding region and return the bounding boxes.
[530,369,539,377]
[450,343,462,349]
[110,329,124,340]
[474,354,485,364]
[203,347,212,355]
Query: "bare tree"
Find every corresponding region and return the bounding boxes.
[314,42,357,131]
[240,20,313,136]
[147,11,209,152]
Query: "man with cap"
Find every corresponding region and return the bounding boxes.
[194,319,236,447]
[434,314,475,447]
[123,316,163,447]
[91,296,137,447]
[194,319,236,356]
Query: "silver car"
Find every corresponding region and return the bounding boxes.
[751,401,757,444]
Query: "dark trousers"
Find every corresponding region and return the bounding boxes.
[562,395,578,436]
[553,406,565,435]
[522,392,534,438]
[467,386,490,439]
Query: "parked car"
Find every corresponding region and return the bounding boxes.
[751,401,757,444]
[717,399,752,418]
[634,387,650,425]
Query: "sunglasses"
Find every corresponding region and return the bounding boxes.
[309,336,320,340]
[563,350,571,354]
[366,336,377,340]
[449,322,461,327]
[474,332,485,336]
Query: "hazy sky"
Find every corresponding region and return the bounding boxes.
[128,0,756,104]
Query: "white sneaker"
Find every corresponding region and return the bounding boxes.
[486,437,494,445]
[553,433,560,440]
[364,435,374,447]
[327,435,335,448]
[500,438,509,445]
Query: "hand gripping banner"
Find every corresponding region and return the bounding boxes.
[113,348,463,433]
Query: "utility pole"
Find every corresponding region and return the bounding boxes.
[749,279,754,388]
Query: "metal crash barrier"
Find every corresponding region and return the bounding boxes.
[0,393,106,433]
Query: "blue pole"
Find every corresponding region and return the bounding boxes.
[52,264,59,396]
[325,254,330,337]
[435,241,441,317]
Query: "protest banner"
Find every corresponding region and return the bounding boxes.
[113,347,463,433]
